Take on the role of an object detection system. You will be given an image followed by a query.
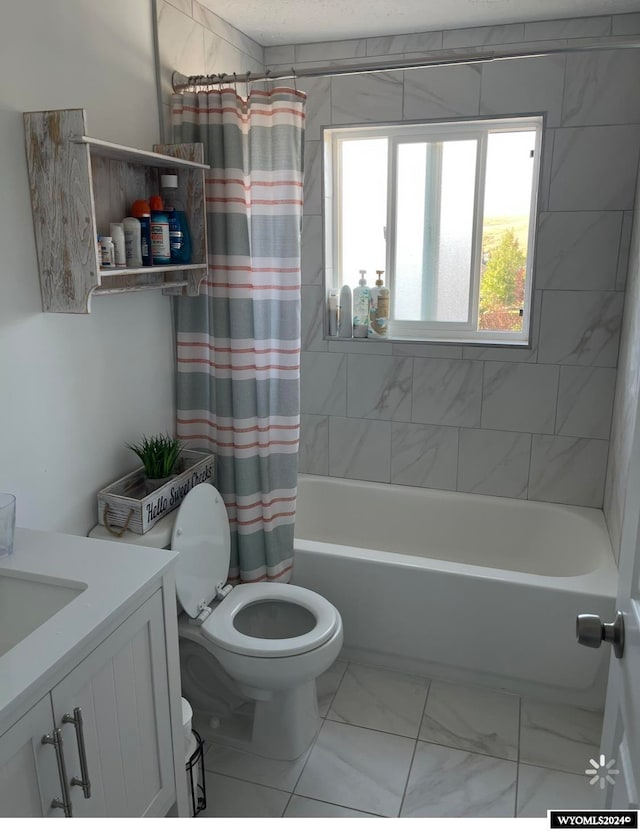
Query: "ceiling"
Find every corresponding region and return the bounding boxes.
[200,0,640,46]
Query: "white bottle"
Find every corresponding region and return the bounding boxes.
[338,285,353,338]
[352,270,371,338]
[123,216,143,268]
[327,289,339,336]
[100,236,115,268]
[368,270,389,339]
[109,222,127,268]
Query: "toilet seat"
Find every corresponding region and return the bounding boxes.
[201,583,340,659]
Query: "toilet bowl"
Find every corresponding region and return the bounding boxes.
[170,483,343,760]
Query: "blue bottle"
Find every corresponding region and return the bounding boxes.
[161,175,192,264]
[149,195,171,266]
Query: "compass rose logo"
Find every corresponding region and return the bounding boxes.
[585,755,619,789]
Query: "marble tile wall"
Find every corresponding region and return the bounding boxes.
[155,0,264,140]
[272,15,640,510]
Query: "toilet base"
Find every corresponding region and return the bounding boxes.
[191,680,320,761]
[252,680,320,760]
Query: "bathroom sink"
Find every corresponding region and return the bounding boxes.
[0,569,87,658]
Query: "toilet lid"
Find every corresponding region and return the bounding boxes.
[171,482,230,618]
[201,583,340,658]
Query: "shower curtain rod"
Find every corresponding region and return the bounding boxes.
[172,36,640,91]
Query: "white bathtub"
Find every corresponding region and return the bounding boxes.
[292,475,618,709]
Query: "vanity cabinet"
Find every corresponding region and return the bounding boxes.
[23,108,209,313]
[0,591,176,818]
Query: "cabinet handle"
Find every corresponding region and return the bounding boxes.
[62,708,91,798]
[42,728,73,817]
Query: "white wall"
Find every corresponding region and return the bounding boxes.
[0,0,175,534]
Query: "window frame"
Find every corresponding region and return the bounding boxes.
[324,114,544,346]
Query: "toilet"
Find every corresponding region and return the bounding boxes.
[89,482,343,761]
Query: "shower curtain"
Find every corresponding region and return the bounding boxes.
[171,86,305,583]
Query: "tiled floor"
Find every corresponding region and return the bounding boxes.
[197,659,604,818]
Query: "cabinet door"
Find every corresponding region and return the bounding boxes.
[51,591,175,817]
[0,695,61,817]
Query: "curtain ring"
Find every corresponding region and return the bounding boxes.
[246,70,252,98]
[217,72,224,94]
[264,67,272,93]
[233,72,238,95]
[291,67,298,92]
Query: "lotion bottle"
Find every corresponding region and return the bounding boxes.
[352,270,370,338]
[368,270,389,339]
[338,284,353,338]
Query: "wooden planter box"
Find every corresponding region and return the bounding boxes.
[97,450,215,535]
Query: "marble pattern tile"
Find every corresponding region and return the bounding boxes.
[299,414,329,475]
[301,286,327,352]
[294,720,415,817]
[519,699,603,774]
[300,352,347,416]
[524,17,611,40]
[366,31,443,56]
[204,740,311,791]
[537,290,623,367]
[165,0,192,16]
[264,44,295,67]
[199,772,289,817]
[528,435,609,507]
[481,362,559,434]
[298,76,331,140]
[411,358,483,427]
[329,339,393,355]
[301,216,323,285]
[400,743,517,817]
[346,355,412,421]
[549,126,640,211]
[556,366,616,440]
[457,428,531,499]
[284,796,379,818]
[612,13,640,35]
[295,39,367,63]
[157,1,204,100]
[480,55,565,127]
[535,212,623,291]
[391,423,459,490]
[317,659,348,717]
[331,71,403,124]
[192,1,263,64]
[517,764,601,817]
[202,31,264,84]
[443,23,524,49]
[418,681,519,761]
[616,211,634,292]
[562,50,640,127]
[393,343,462,360]
[404,65,481,120]
[328,663,429,738]
[328,416,391,482]
[303,140,322,216]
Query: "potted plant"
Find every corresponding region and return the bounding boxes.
[126,433,184,494]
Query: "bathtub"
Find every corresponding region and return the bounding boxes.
[292,475,618,709]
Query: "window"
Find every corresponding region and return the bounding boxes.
[324,116,543,345]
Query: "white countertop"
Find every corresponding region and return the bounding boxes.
[0,527,177,734]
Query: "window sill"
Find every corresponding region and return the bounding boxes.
[324,335,532,349]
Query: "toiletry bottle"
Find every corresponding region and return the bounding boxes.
[131,199,152,266]
[122,216,143,268]
[338,284,353,338]
[160,174,192,264]
[100,236,115,268]
[109,222,127,268]
[368,270,389,339]
[149,195,171,265]
[327,289,339,336]
[352,270,371,338]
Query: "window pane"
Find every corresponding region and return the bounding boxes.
[479,131,536,332]
[340,138,388,289]
[394,139,477,323]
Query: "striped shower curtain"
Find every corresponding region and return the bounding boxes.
[171,87,305,583]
